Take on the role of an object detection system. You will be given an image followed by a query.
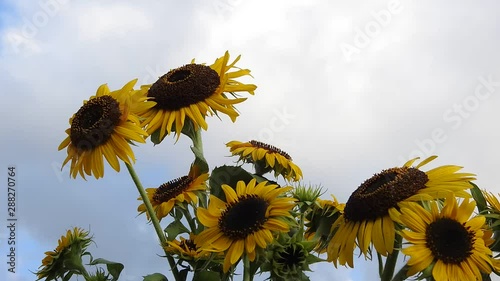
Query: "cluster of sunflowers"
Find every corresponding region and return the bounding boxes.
[37,51,500,281]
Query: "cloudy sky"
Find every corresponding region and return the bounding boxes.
[1,0,500,280]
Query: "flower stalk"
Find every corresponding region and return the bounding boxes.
[125,163,181,281]
[391,264,410,281]
[381,234,402,281]
[243,254,252,281]
[192,128,204,155]
[181,206,198,233]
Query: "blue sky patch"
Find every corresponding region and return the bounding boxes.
[0,1,19,31]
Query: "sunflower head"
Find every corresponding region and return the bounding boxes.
[343,165,429,222]
[479,190,500,252]
[195,179,296,272]
[58,79,155,179]
[327,156,476,268]
[391,194,497,281]
[137,172,208,221]
[139,51,257,141]
[36,227,92,280]
[261,233,323,281]
[164,234,211,261]
[292,183,324,211]
[304,195,345,253]
[482,190,500,214]
[226,140,303,182]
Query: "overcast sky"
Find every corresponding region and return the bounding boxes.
[1,0,500,280]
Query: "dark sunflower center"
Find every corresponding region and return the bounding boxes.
[218,195,269,240]
[70,95,122,151]
[249,140,292,160]
[426,218,474,264]
[180,239,197,252]
[168,69,191,82]
[277,245,305,268]
[153,176,194,203]
[147,64,220,111]
[344,167,429,222]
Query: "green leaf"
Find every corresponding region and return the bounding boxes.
[82,251,93,259]
[193,270,220,281]
[143,273,169,281]
[482,273,492,281]
[299,240,319,252]
[181,118,198,140]
[165,219,190,241]
[490,220,500,229]
[150,115,200,145]
[62,272,74,281]
[88,258,124,281]
[491,230,500,252]
[470,182,487,213]
[251,173,271,184]
[209,165,254,201]
[150,127,168,145]
[173,207,184,220]
[260,262,271,271]
[300,272,311,281]
[305,253,324,264]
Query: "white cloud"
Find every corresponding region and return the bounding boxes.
[77,3,153,41]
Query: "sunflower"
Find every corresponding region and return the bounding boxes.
[304,196,345,253]
[164,234,210,260]
[139,51,256,140]
[327,156,475,268]
[271,243,309,279]
[483,190,500,212]
[226,140,303,182]
[195,179,296,272]
[138,171,208,221]
[392,194,496,281]
[265,238,321,281]
[315,196,345,214]
[36,227,92,280]
[58,79,155,179]
[480,191,500,252]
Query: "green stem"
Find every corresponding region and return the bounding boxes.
[191,128,209,210]
[243,254,251,281]
[297,211,305,241]
[81,271,90,280]
[74,262,90,280]
[381,234,403,281]
[81,267,90,279]
[391,264,409,281]
[126,163,182,281]
[192,128,204,155]
[181,205,198,233]
[377,252,384,278]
